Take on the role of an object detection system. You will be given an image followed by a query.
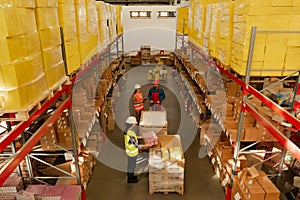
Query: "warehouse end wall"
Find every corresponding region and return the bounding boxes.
[122,6,178,52]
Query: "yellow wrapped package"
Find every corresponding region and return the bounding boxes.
[24,73,48,107]
[0,73,48,111]
[0,7,37,37]
[58,3,77,41]
[39,26,61,49]
[0,31,41,65]
[42,45,64,70]
[45,61,66,89]
[35,0,58,8]
[0,0,35,8]
[0,86,27,111]
[35,7,59,30]
[0,53,44,88]
[65,39,80,57]
[66,52,80,74]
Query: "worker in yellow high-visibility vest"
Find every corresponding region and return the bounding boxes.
[124,116,154,183]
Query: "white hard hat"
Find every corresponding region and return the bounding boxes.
[126,116,137,124]
[134,84,141,89]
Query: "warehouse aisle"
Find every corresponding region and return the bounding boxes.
[86,65,225,199]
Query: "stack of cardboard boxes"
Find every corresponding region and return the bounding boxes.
[232,167,280,200]
[40,111,81,150]
[149,135,185,195]
[140,45,151,65]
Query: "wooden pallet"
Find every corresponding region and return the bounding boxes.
[0,91,51,121]
[149,185,184,195]
[0,78,69,121]
[48,76,69,98]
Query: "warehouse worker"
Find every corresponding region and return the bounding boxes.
[132,84,146,124]
[124,116,154,183]
[148,80,166,111]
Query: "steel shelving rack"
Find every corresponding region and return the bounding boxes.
[175,27,300,200]
[0,35,124,199]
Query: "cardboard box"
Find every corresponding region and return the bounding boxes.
[57,127,71,143]
[246,186,265,200]
[243,127,259,141]
[256,175,280,200]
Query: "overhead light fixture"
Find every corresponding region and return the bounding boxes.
[131,12,138,17]
[140,12,147,17]
[160,12,168,17]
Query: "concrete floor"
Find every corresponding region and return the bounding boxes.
[86,64,225,199]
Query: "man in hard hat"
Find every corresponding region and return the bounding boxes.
[148,80,166,111]
[124,116,154,183]
[132,84,146,124]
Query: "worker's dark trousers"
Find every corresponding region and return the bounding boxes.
[127,155,137,179]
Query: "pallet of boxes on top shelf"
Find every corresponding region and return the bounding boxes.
[0,3,50,118]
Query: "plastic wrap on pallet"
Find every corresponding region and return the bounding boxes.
[187,0,194,37]
[0,0,35,8]
[0,31,41,65]
[0,72,48,111]
[217,1,234,67]
[232,0,300,76]
[36,7,59,31]
[116,5,123,35]
[0,53,44,89]
[35,0,57,8]
[188,0,205,48]
[74,0,99,65]
[58,0,81,74]
[203,4,212,53]
[0,6,37,37]
[176,7,189,35]
[208,4,221,58]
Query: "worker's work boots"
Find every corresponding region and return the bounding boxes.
[127,173,138,183]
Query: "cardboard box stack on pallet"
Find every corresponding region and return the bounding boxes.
[39,110,81,150]
[141,45,151,65]
[58,0,81,74]
[36,0,67,90]
[223,82,278,142]
[0,1,48,111]
[38,148,96,189]
[232,167,280,200]
[149,135,185,195]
